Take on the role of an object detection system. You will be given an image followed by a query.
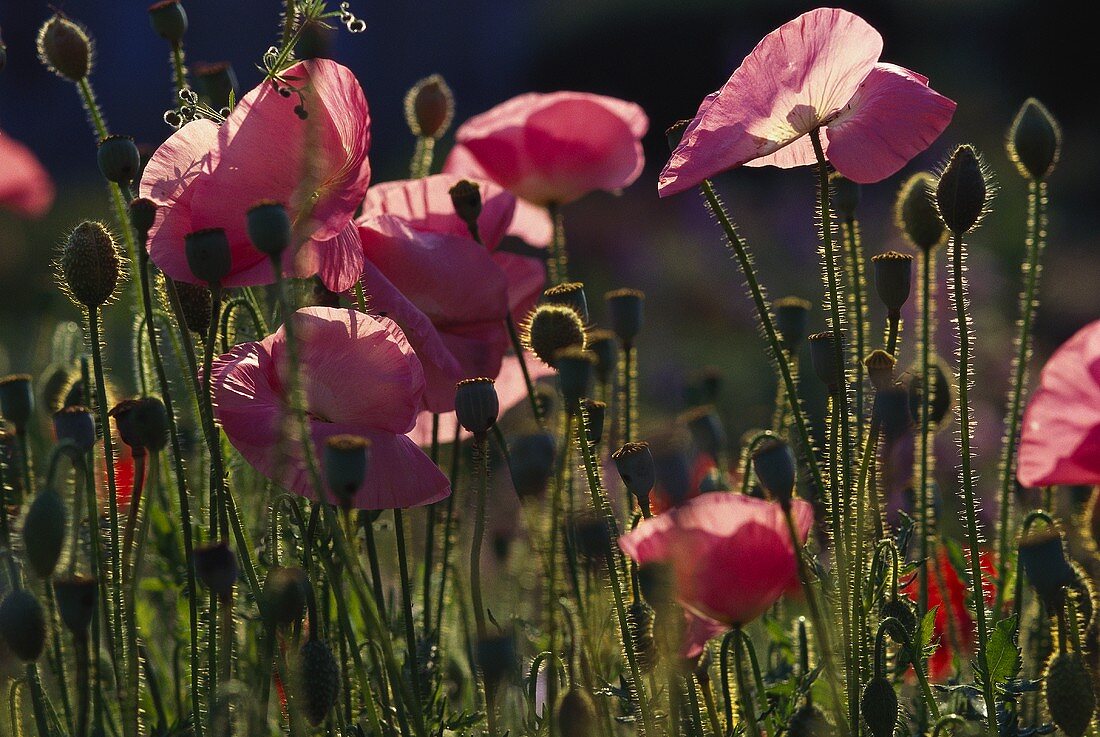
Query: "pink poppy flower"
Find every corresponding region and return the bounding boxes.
[444,92,648,207]
[0,130,54,218]
[210,307,449,509]
[1017,320,1100,487]
[356,174,545,412]
[659,8,956,196]
[140,59,371,290]
[620,492,813,626]
[681,611,727,661]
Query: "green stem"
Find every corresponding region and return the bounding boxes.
[547,203,568,285]
[394,508,425,713]
[732,627,761,737]
[470,435,499,737]
[547,413,572,737]
[917,249,937,614]
[843,217,869,439]
[507,313,544,424]
[170,43,188,96]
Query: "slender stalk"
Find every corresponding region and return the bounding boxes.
[546,412,572,737]
[507,314,544,424]
[917,249,937,613]
[842,217,869,438]
[732,628,761,737]
[547,203,568,285]
[470,434,499,737]
[394,508,425,713]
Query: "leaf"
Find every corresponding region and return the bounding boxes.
[982,615,1022,693]
[920,605,940,656]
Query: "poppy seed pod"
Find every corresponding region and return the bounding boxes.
[831,174,861,220]
[475,633,516,690]
[583,399,606,445]
[174,280,213,334]
[543,282,589,324]
[53,406,96,452]
[23,488,67,578]
[936,145,989,235]
[53,576,97,636]
[262,566,309,627]
[185,228,232,285]
[556,688,598,737]
[322,434,370,508]
[907,359,953,429]
[864,350,897,392]
[613,442,655,513]
[0,590,47,662]
[194,62,238,110]
[110,397,169,453]
[555,348,595,410]
[448,179,482,232]
[148,0,188,44]
[682,405,726,462]
[1007,98,1060,181]
[246,201,292,258]
[0,374,34,433]
[36,14,92,82]
[1045,651,1095,737]
[507,432,555,499]
[59,221,120,308]
[871,251,913,316]
[752,438,796,508]
[1018,529,1077,610]
[455,378,499,436]
[774,297,812,350]
[129,198,158,240]
[524,304,586,368]
[807,331,840,392]
[97,135,141,185]
[586,329,618,386]
[298,638,341,727]
[404,74,454,139]
[665,120,690,152]
[861,677,898,737]
[605,288,645,348]
[193,542,238,601]
[895,173,946,251]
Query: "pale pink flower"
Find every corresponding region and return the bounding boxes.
[0,130,54,218]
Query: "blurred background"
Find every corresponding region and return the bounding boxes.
[1,0,1095,511]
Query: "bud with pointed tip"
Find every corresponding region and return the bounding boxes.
[23,488,67,578]
[752,438,796,508]
[1018,528,1077,610]
[936,145,990,235]
[557,688,598,737]
[860,677,898,737]
[1045,651,1095,737]
[0,590,46,662]
[871,251,913,316]
[543,282,589,324]
[895,173,946,251]
[455,378,499,437]
[404,74,454,139]
[37,14,92,82]
[606,288,644,348]
[185,228,232,285]
[775,297,812,350]
[1007,98,1060,181]
[59,221,120,308]
[323,434,370,509]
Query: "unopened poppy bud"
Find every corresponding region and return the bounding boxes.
[23,488,67,578]
[97,135,141,185]
[247,201,292,257]
[907,360,953,429]
[323,434,370,508]
[895,173,946,251]
[524,304,586,368]
[194,62,238,109]
[586,329,617,386]
[110,397,169,453]
[682,405,725,461]
[555,348,595,410]
[0,374,34,433]
[148,0,188,44]
[807,331,839,392]
[298,638,341,727]
[665,120,690,152]
[544,282,589,324]
[936,145,989,235]
[185,228,232,285]
[262,566,309,627]
[752,438,796,507]
[0,590,46,662]
[613,442,655,513]
[788,703,835,737]
[861,677,898,737]
[879,597,918,644]
[1045,651,1095,737]
[129,198,158,240]
[1008,98,1060,181]
[53,576,97,636]
[475,633,516,690]
[59,221,120,308]
[404,74,454,139]
[556,688,598,737]
[831,174,861,220]
[37,14,92,82]
[864,350,896,392]
[174,281,213,334]
[193,542,238,601]
[1019,528,1077,610]
[774,297,812,350]
[875,385,911,442]
[448,179,482,232]
[605,288,644,348]
[53,406,96,452]
[455,378,499,436]
[583,399,606,445]
[871,251,913,316]
[507,432,555,499]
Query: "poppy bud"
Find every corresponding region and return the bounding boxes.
[97,135,141,185]
[0,590,46,662]
[871,251,913,316]
[879,597,917,645]
[543,282,589,324]
[936,145,989,235]
[807,331,839,392]
[53,406,96,452]
[148,0,188,44]
[1007,98,1060,181]
[907,360,953,429]
[298,638,341,727]
[53,576,97,636]
[185,228,232,285]
[613,442,655,514]
[583,399,606,445]
[774,296,812,350]
[864,350,897,392]
[1019,529,1077,610]
[323,434,370,509]
[831,174,861,220]
[37,13,92,82]
[59,221,120,309]
[448,179,482,233]
[586,329,618,386]
[174,281,213,334]
[555,348,595,411]
[404,74,454,139]
[1045,651,1095,737]
[194,62,237,110]
[193,542,238,601]
[788,703,835,737]
[752,438,796,508]
[23,488,67,578]
[665,120,690,152]
[605,288,644,348]
[129,198,158,240]
[455,378,498,436]
[875,385,911,442]
[262,566,309,627]
[508,432,556,499]
[860,677,898,737]
[556,688,598,737]
[681,405,725,461]
[0,374,34,433]
[627,601,658,673]
[568,511,612,569]
[524,304,586,368]
[895,173,946,251]
[475,633,516,690]
[247,201,292,257]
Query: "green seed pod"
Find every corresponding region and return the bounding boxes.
[404,74,454,139]
[775,296,812,350]
[1007,98,1060,181]
[322,434,370,508]
[147,0,188,44]
[0,374,34,433]
[1045,651,1096,737]
[0,590,47,661]
[613,441,655,513]
[129,198,158,240]
[193,542,238,601]
[262,566,309,627]
[752,438,796,508]
[53,576,97,635]
[860,677,898,737]
[586,329,618,386]
[871,251,913,315]
[544,282,589,324]
[454,377,499,436]
[507,431,555,499]
[174,280,213,334]
[37,13,92,82]
[935,145,989,235]
[298,638,341,727]
[194,61,238,110]
[97,135,141,185]
[247,201,292,257]
[605,288,645,348]
[524,304,586,368]
[880,597,918,645]
[184,228,232,285]
[556,688,598,737]
[448,179,482,233]
[788,703,836,737]
[59,221,120,309]
[556,348,595,411]
[808,331,840,392]
[895,173,946,251]
[22,488,67,578]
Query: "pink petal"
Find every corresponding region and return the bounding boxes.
[659,8,882,196]
[1018,320,1100,487]
[0,130,55,218]
[493,250,546,318]
[825,63,956,183]
[296,222,364,293]
[681,612,728,661]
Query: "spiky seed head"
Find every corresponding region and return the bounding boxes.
[524,304,586,368]
[59,221,121,308]
[1045,651,1096,737]
[174,280,213,334]
[935,144,992,235]
[298,638,340,726]
[37,13,92,82]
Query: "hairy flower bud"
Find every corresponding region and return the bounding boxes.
[262,566,309,627]
[455,378,499,436]
[193,542,238,602]
[871,251,913,315]
[752,438,796,508]
[524,304,586,368]
[97,135,141,185]
[1045,651,1095,737]
[185,228,232,285]
[880,597,918,645]
[895,173,946,251]
[53,576,97,636]
[0,590,46,662]
[860,677,898,737]
[148,0,188,45]
[37,14,92,82]
[774,297,812,350]
[60,221,120,308]
[404,74,454,139]
[174,281,213,334]
[1007,98,1060,181]
[23,488,67,578]
[544,282,589,324]
[1019,529,1077,610]
[936,145,990,235]
[323,434,370,509]
[298,638,341,726]
[556,688,598,737]
[605,288,644,348]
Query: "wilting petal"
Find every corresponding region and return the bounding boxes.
[825,63,956,183]
[0,130,55,218]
